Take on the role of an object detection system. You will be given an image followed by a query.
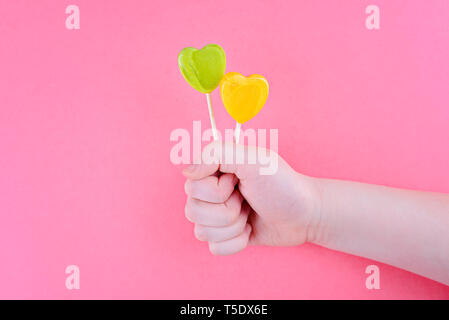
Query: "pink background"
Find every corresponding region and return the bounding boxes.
[0,0,448,299]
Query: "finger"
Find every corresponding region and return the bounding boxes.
[208,224,252,255]
[185,173,238,203]
[194,205,249,242]
[185,190,243,227]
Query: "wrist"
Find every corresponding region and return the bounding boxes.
[303,176,327,245]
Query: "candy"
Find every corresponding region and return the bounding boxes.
[178,44,226,94]
[178,44,226,141]
[219,72,269,124]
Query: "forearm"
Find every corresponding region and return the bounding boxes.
[312,178,449,285]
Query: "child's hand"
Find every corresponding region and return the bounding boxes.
[181,141,449,285]
[182,141,321,255]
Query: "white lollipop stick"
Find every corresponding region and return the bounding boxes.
[234,122,242,144]
[205,93,218,141]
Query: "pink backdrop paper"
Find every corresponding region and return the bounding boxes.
[0,0,448,299]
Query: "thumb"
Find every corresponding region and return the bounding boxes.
[181,141,221,180]
[182,141,270,181]
[181,161,218,181]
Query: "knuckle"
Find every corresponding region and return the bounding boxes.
[221,199,241,225]
[215,187,228,203]
[217,193,228,203]
[236,219,247,234]
[225,214,235,226]
[221,211,233,226]
[228,205,241,224]
[222,209,234,227]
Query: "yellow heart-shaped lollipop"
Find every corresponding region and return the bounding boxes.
[219,72,269,124]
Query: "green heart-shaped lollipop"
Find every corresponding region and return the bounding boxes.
[178,44,226,94]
